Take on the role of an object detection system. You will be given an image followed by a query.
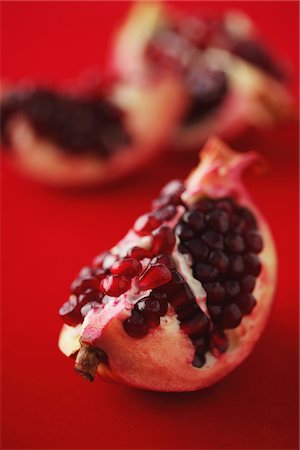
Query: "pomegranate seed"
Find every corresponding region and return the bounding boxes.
[170,285,195,311]
[127,246,153,260]
[101,275,131,297]
[207,250,229,273]
[177,302,199,321]
[136,298,162,327]
[207,304,222,323]
[229,255,245,277]
[216,198,234,215]
[222,304,242,329]
[236,293,257,314]
[225,233,245,253]
[224,280,240,298]
[192,198,214,213]
[204,282,226,304]
[81,301,101,318]
[244,253,261,276]
[138,264,172,290]
[152,226,176,254]
[194,263,218,282]
[181,311,210,337]
[71,277,99,295]
[92,267,108,281]
[183,210,205,232]
[193,335,209,354]
[123,311,149,338]
[211,329,229,353]
[160,179,185,198]
[59,296,81,327]
[175,223,195,241]
[206,209,229,233]
[93,252,109,268]
[245,230,263,253]
[155,270,185,298]
[185,238,209,261]
[111,258,142,278]
[153,205,177,222]
[202,230,224,250]
[240,275,256,293]
[192,352,206,368]
[133,213,160,236]
[150,254,176,270]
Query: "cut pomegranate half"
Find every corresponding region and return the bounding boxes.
[58,138,277,392]
[0,73,185,187]
[111,3,295,151]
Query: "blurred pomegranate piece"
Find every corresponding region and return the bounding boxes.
[59,138,277,391]
[112,3,295,151]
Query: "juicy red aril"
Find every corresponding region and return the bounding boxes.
[59,296,82,327]
[202,230,224,250]
[171,285,195,311]
[192,352,206,368]
[195,263,218,282]
[136,296,168,327]
[181,311,210,338]
[133,214,160,236]
[208,305,222,322]
[78,288,103,305]
[185,238,209,261]
[240,275,256,293]
[216,198,234,215]
[123,311,149,338]
[157,270,186,298]
[193,335,209,354]
[152,180,184,210]
[204,282,226,304]
[229,254,245,277]
[127,246,153,260]
[153,205,177,222]
[138,264,172,290]
[183,210,205,232]
[207,250,229,273]
[160,179,185,197]
[80,301,101,318]
[93,252,108,268]
[222,304,242,329]
[236,294,257,315]
[101,275,131,297]
[225,280,240,298]
[175,223,195,241]
[211,329,229,353]
[92,268,108,281]
[150,254,176,270]
[177,302,200,321]
[71,277,99,295]
[192,198,214,213]
[206,209,229,233]
[244,253,262,276]
[225,233,245,253]
[245,230,263,253]
[152,226,176,254]
[111,258,142,278]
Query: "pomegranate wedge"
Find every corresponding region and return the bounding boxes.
[59,138,277,391]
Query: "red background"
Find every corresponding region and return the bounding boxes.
[1,2,299,449]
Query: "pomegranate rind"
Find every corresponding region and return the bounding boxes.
[59,138,277,391]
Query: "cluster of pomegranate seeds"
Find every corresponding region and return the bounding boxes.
[1,88,131,157]
[176,197,263,334]
[59,266,106,327]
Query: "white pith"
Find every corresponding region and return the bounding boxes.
[58,138,277,392]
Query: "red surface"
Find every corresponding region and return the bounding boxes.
[1,2,299,449]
